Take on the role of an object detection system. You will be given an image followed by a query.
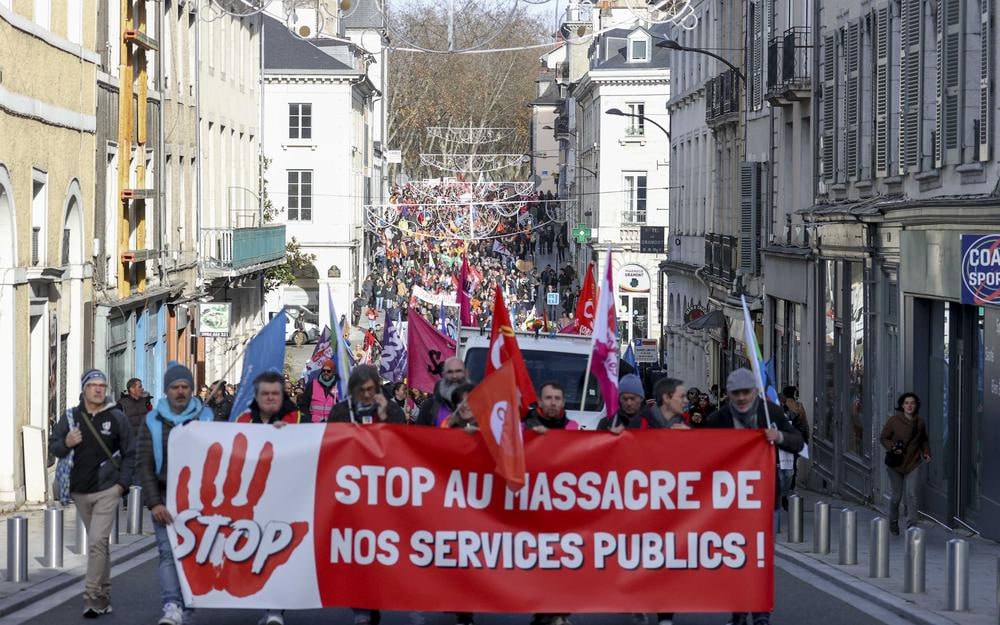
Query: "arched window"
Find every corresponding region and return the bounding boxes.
[61,180,83,266]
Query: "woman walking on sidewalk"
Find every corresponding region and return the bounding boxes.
[880,392,931,535]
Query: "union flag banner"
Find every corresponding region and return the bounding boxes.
[166,423,776,613]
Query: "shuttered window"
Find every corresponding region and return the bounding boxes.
[936,0,961,166]
[822,34,837,182]
[899,0,922,173]
[980,0,993,161]
[751,0,764,110]
[739,162,763,275]
[846,21,861,179]
[875,7,891,176]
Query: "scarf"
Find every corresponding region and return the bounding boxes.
[146,397,212,473]
[732,396,760,429]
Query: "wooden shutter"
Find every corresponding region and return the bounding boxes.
[752,0,764,110]
[936,0,961,166]
[846,21,861,179]
[981,0,993,160]
[900,0,921,172]
[739,162,762,275]
[875,6,891,176]
[822,34,836,182]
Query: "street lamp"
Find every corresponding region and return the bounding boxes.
[655,39,747,85]
[543,124,577,136]
[605,108,671,140]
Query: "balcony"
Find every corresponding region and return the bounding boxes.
[766,27,812,105]
[705,69,741,127]
[201,224,286,280]
[703,233,737,287]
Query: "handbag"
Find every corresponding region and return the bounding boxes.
[884,420,920,468]
[54,409,76,505]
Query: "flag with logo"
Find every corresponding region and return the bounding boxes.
[468,361,526,489]
[561,263,597,335]
[407,307,456,394]
[379,314,407,383]
[588,251,619,416]
[228,310,288,421]
[485,286,537,416]
[300,326,332,380]
[740,294,773,429]
[457,254,473,327]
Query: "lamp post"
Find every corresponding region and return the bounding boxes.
[655,39,747,85]
[605,108,671,140]
[543,124,577,137]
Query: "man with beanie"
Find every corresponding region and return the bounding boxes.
[597,374,651,431]
[296,358,340,423]
[49,369,134,618]
[136,362,213,625]
[702,368,804,625]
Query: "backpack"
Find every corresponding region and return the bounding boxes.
[54,408,76,505]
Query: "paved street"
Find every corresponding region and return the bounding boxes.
[5,554,899,625]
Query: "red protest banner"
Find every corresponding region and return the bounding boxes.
[311,426,775,613]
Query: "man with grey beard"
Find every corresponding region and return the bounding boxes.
[415,357,469,427]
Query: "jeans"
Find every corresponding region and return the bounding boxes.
[376,297,384,310]
[888,466,921,526]
[154,520,187,610]
[73,485,120,608]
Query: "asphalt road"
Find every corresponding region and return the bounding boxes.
[10,554,897,625]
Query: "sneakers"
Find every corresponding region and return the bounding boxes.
[82,605,112,618]
[159,602,184,625]
[258,611,284,625]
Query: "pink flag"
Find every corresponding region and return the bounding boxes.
[589,250,619,415]
[406,306,457,394]
[457,254,473,327]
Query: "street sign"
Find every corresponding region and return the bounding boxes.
[546,292,560,306]
[640,226,666,253]
[634,338,658,363]
[572,223,592,244]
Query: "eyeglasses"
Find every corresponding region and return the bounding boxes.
[321,369,334,373]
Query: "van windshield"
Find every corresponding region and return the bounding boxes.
[464,348,605,412]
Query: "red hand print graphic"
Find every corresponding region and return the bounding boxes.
[175,433,308,597]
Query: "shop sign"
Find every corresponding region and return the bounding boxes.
[619,264,651,293]
[684,304,707,323]
[961,234,1000,305]
[198,302,232,338]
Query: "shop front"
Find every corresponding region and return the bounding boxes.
[901,230,1000,539]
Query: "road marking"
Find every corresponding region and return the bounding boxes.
[0,549,159,625]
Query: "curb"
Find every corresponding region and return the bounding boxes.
[0,535,157,618]
[775,543,960,625]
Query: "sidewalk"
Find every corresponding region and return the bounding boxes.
[777,488,1000,625]
[0,503,155,618]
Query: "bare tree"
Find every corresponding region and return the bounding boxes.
[386,0,551,181]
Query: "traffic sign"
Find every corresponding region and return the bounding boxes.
[634,339,659,363]
[546,292,560,306]
[572,223,592,244]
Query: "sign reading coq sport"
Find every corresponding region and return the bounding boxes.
[961,234,1000,306]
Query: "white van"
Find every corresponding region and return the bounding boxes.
[457,328,605,429]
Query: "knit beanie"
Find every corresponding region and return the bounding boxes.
[164,361,195,390]
[81,368,107,388]
[618,374,645,399]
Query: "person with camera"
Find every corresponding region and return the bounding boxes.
[49,369,134,618]
[879,392,931,535]
[327,364,405,426]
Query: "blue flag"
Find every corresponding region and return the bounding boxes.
[763,357,780,404]
[623,343,638,372]
[378,314,407,383]
[228,309,288,421]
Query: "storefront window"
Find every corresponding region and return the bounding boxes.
[820,261,838,442]
[969,308,985,515]
[847,263,868,458]
[633,297,648,339]
[926,301,950,493]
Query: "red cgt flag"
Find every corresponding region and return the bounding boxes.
[468,361,526,489]
[574,263,598,336]
[486,286,538,415]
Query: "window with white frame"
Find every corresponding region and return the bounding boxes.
[289,103,312,139]
[626,102,645,136]
[287,170,312,221]
[629,34,649,62]
[623,172,647,224]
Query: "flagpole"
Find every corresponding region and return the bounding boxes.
[579,347,594,412]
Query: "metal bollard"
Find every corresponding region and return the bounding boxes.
[903,527,926,593]
[6,516,28,582]
[74,509,88,555]
[127,486,143,535]
[813,501,830,555]
[838,508,857,565]
[869,517,890,578]
[946,539,969,611]
[109,503,120,545]
[787,494,803,543]
[43,507,64,568]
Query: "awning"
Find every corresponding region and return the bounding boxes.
[683,309,726,331]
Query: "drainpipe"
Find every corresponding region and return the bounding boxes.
[194,10,203,289]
